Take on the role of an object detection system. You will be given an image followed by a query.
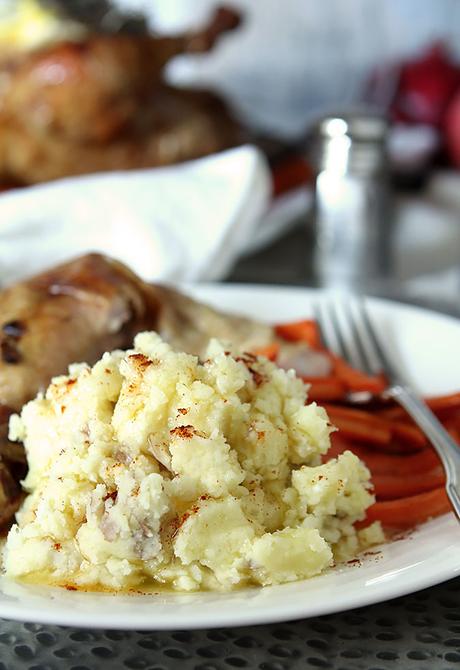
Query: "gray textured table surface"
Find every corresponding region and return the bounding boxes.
[1,223,459,670]
[0,576,459,670]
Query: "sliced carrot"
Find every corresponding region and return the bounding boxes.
[445,410,460,427]
[275,320,321,349]
[377,406,407,421]
[372,469,446,501]
[445,423,460,445]
[379,392,460,422]
[327,415,391,447]
[323,433,353,459]
[252,343,280,362]
[303,376,347,402]
[324,405,391,446]
[324,404,386,423]
[325,405,427,452]
[425,392,460,414]
[362,487,451,529]
[325,437,441,475]
[351,446,441,476]
[331,355,387,395]
[391,422,427,450]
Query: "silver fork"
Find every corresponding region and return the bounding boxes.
[314,293,460,521]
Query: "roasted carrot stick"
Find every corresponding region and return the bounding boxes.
[425,392,460,413]
[303,376,347,402]
[362,487,451,528]
[379,392,460,421]
[352,446,441,476]
[378,407,404,421]
[325,433,355,459]
[252,343,280,362]
[325,405,427,453]
[324,405,391,446]
[331,355,387,395]
[372,469,446,501]
[275,320,321,349]
[326,436,441,475]
[391,422,427,450]
[445,423,460,445]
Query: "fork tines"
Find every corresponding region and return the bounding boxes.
[314,292,393,379]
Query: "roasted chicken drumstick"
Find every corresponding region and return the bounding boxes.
[1,7,240,144]
[0,254,156,412]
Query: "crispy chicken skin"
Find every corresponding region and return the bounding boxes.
[0,254,156,412]
[0,404,26,527]
[0,7,243,184]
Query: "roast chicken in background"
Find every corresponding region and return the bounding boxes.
[0,6,244,185]
[0,253,274,525]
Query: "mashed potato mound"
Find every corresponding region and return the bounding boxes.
[4,332,381,591]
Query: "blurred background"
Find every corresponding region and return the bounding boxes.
[0,0,460,311]
[128,0,460,142]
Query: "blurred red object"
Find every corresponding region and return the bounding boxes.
[390,42,460,128]
[270,155,313,196]
[444,91,460,167]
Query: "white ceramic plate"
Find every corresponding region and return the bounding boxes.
[0,284,459,630]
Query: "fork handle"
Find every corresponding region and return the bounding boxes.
[389,384,460,521]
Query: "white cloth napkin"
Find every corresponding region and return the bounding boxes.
[0,145,275,286]
[0,141,458,314]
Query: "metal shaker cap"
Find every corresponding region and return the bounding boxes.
[309,110,389,175]
[318,113,387,143]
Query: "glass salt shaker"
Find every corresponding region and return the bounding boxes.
[309,112,394,291]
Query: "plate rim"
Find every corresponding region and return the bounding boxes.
[0,537,458,630]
